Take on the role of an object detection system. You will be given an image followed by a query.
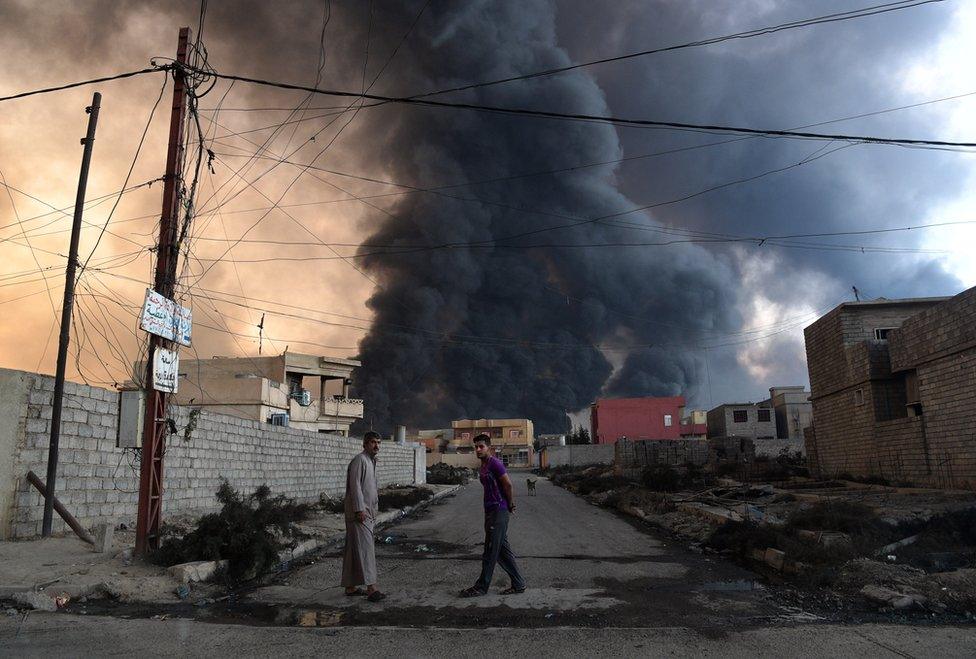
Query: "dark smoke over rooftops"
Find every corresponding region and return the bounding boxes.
[347,0,964,433]
[2,0,963,433]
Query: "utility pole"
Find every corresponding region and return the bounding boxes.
[135,27,191,555]
[42,92,101,537]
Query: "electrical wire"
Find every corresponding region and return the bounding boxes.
[0,66,168,104]
[412,0,945,99]
[77,76,168,278]
[188,67,976,149]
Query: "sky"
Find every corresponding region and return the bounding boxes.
[1,0,973,433]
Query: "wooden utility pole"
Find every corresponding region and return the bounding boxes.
[135,27,191,554]
[42,92,101,537]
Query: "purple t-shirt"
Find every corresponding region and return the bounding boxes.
[479,456,509,511]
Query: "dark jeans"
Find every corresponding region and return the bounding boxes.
[475,507,525,592]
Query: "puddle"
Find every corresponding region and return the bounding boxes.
[294,610,344,627]
[699,580,761,592]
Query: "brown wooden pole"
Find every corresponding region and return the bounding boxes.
[42,93,102,537]
[28,471,95,545]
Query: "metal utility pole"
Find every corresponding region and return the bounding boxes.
[42,92,102,537]
[135,27,191,554]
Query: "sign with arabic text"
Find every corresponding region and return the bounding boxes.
[139,289,192,346]
[153,348,180,393]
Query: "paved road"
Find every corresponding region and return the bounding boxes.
[3,472,975,656]
[249,470,782,629]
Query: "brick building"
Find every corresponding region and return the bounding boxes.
[590,396,707,444]
[706,402,776,439]
[804,289,976,488]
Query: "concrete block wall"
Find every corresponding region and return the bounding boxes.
[889,287,976,489]
[541,444,614,469]
[0,369,422,539]
[614,439,710,480]
[804,289,976,489]
[753,438,806,459]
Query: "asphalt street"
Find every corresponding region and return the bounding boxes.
[249,470,783,629]
[2,472,975,657]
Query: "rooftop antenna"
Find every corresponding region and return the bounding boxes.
[257,313,265,355]
[852,286,861,301]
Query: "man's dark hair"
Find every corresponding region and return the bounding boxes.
[473,433,491,445]
[363,431,381,443]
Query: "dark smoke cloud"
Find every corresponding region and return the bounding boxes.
[2,0,965,432]
[349,1,739,432]
[551,0,966,405]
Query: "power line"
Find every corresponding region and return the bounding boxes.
[0,66,167,104]
[411,0,945,99]
[189,66,976,149]
[78,76,168,278]
[201,85,976,218]
[0,177,164,237]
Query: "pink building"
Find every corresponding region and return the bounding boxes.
[590,396,706,444]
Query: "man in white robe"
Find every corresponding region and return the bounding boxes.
[342,431,386,601]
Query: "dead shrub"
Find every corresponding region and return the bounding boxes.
[153,482,311,582]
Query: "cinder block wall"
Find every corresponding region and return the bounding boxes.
[805,289,976,488]
[614,439,711,480]
[543,444,614,469]
[0,369,421,539]
[753,438,806,458]
[889,288,976,489]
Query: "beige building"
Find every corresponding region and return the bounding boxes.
[450,418,535,467]
[148,352,363,436]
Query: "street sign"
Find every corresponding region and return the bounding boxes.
[139,288,192,346]
[152,348,179,393]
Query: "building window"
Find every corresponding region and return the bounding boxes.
[509,429,521,439]
[757,409,771,423]
[854,389,864,406]
[732,410,748,423]
[664,414,672,427]
[874,327,897,341]
[904,370,922,416]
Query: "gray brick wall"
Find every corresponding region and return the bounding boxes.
[614,438,711,480]
[542,444,614,469]
[0,369,421,539]
[804,289,976,489]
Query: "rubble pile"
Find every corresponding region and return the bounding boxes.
[378,485,433,511]
[319,485,434,512]
[426,463,473,485]
[548,464,976,615]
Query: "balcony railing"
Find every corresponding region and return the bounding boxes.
[318,397,364,420]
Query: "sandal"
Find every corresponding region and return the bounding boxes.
[458,586,487,598]
[501,586,525,595]
[344,588,366,596]
[366,590,387,602]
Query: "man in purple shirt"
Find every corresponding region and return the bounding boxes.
[459,433,526,597]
